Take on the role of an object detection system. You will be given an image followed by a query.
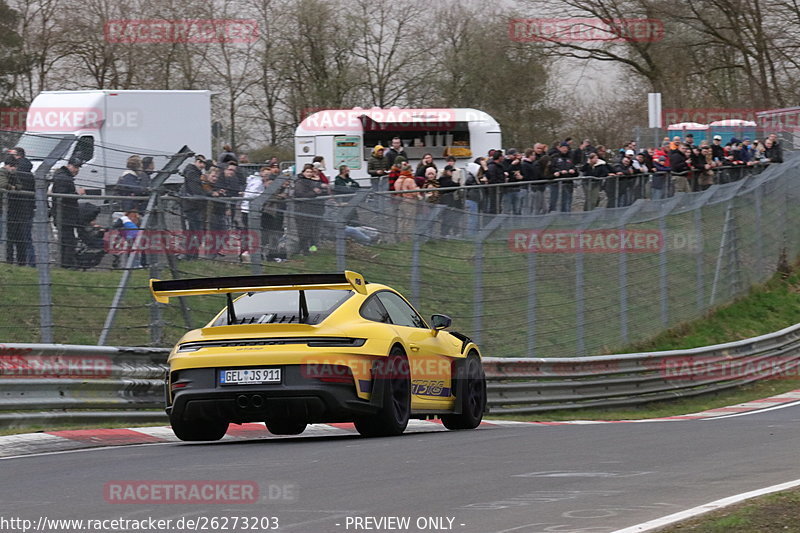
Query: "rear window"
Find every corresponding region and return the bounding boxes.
[210,289,353,326]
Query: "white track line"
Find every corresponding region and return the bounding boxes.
[703,399,800,420]
[612,477,800,532]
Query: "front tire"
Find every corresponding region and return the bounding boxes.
[266,419,307,435]
[442,353,486,430]
[170,415,229,441]
[355,349,411,437]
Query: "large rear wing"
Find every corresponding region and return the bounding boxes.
[150,271,367,304]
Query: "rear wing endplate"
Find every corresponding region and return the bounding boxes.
[150,271,367,304]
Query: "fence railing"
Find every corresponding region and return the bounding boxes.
[2,321,799,427]
[0,156,795,359]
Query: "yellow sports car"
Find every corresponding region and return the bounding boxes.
[150,271,486,440]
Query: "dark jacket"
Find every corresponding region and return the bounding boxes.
[334,174,360,195]
[367,155,389,178]
[294,176,326,199]
[485,160,506,184]
[669,152,690,174]
[15,156,32,174]
[552,155,577,190]
[582,160,611,178]
[52,166,79,224]
[710,143,726,162]
[502,157,523,190]
[464,170,482,203]
[386,148,407,167]
[117,170,150,212]
[8,170,35,221]
[437,174,460,208]
[765,143,783,163]
[181,163,206,212]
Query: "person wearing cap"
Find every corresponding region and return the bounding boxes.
[438,165,460,237]
[52,157,86,268]
[4,156,34,266]
[549,142,577,212]
[367,145,388,190]
[651,155,671,199]
[484,151,506,214]
[580,152,611,211]
[669,143,692,194]
[710,135,726,161]
[684,133,696,150]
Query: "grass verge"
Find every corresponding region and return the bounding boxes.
[658,486,800,532]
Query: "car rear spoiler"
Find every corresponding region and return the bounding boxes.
[150,271,368,304]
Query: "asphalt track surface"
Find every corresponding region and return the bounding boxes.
[2,404,799,533]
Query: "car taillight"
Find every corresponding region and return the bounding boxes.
[171,380,190,390]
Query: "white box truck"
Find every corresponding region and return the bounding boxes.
[16,90,212,190]
[294,107,502,181]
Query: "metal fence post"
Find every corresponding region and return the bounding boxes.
[31,137,74,343]
[148,198,166,346]
[0,190,6,261]
[98,147,191,345]
[34,175,53,343]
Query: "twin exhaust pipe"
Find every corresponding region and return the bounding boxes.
[236,394,264,409]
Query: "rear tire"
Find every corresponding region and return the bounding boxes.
[442,353,486,430]
[266,419,307,435]
[355,349,410,437]
[170,415,229,441]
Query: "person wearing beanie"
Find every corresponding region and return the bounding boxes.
[367,145,389,189]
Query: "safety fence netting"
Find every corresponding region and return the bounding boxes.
[0,154,796,356]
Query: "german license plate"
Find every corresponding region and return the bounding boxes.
[220,368,281,385]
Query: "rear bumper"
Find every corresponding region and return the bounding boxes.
[167,366,377,424]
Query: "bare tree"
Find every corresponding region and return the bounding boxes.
[350,0,432,108]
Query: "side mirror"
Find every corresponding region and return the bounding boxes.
[430,314,452,331]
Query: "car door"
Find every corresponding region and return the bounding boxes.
[375,291,455,410]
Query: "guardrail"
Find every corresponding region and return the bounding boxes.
[0,344,169,428]
[484,322,800,414]
[2,323,799,427]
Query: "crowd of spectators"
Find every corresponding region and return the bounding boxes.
[363,134,783,218]
[0,131,785,268]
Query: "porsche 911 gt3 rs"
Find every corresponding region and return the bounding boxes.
[150,271,487,440]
